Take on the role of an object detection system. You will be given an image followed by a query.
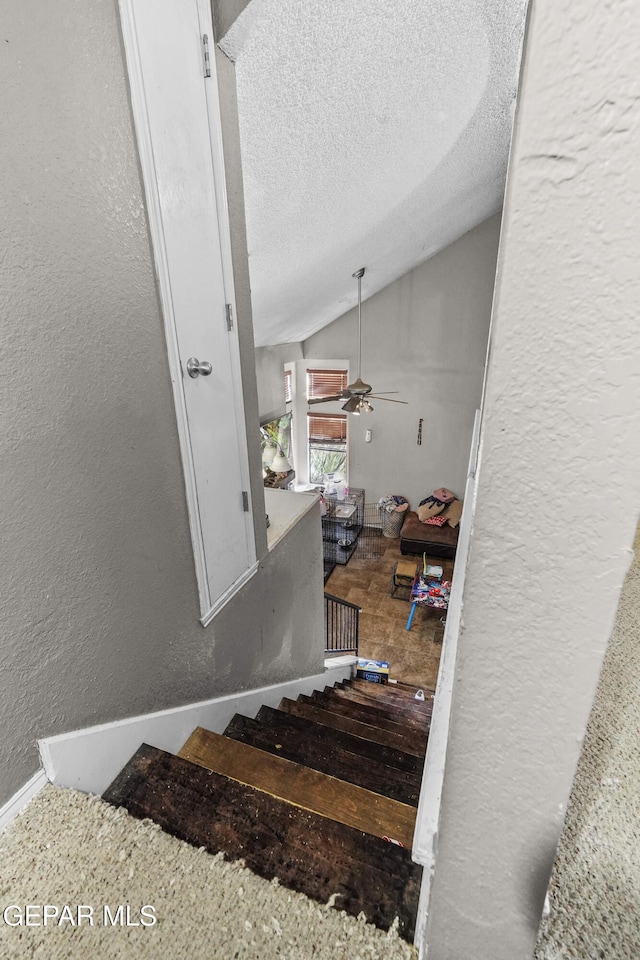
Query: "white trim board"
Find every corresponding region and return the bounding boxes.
[0,770,49,833]
[118,0,209,618]
[200,560,259,627]
[411,409,481,952]
[39,660,356,797]
[118,0,257,623]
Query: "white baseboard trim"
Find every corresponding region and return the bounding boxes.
[38,659,356,797]
[0,770,49,833]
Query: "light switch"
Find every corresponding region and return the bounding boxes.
[365,429,372,443]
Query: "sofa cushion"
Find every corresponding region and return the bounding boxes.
[444,499,463,528]
[400,511,459,559]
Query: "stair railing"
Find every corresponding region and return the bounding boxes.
[324,592,360,655]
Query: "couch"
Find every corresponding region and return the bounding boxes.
[399,510,459,560]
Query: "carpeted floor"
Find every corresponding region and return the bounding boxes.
[0,785,416,959]
[535,524,640,959]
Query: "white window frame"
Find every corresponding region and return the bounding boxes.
[307,412,348,488]
[288,359,349,486]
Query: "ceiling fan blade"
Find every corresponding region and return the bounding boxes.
[307,395,344,404]
[368,396,409,404]
[367,391,399,395]
[342,396,361,413]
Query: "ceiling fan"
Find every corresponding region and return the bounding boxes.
[308,268,408,415]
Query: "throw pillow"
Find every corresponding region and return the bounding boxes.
[417,501,446,522]
[433,487,456,503]
[424,515,447,526]
[444,499,463,528]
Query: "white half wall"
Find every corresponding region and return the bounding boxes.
[302,215,501,507]
[422,0,640,957]
[39,660,356,797]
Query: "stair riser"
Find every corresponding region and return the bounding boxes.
[305,692,429,737]
[348,679,436,702]
[224,714,420,807]
[279,699,426,757]
[255,705,424,776]
[330,684,433,727]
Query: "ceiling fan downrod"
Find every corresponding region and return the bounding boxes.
[352,267,365,383]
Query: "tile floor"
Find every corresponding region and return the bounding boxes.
[325,538,454,691]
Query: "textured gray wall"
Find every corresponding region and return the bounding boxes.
[255,343,303,422]
[0,0,323,806]
[303,215,501,507]
[424,0,640,956]
[212,0,252,44]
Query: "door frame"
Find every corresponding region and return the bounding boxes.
[118,0,258,625]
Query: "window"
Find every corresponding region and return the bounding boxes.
[284,369,292,404]
[307,368,348,400]
[262,412,293,460]
[307,413,347,485]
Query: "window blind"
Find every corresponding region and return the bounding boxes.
[284,369,292,404]
[307,412,347,444]
[306,368,348,399]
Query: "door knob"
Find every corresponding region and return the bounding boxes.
[186,357,213,378]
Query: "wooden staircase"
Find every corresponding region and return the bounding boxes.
[102,678,433,941]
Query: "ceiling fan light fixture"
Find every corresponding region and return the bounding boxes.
[362,399,373,413]
[342,396,360,414]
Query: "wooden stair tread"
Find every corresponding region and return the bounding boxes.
[350,679,436,701]
[350,678,435,697]
[303,691,410,731]
[305,691,428,737]
[329,685,432,729]
[278,698,425,757]
[102,744,421,940]
[254,705,425,775]
[178,727,416,848]
[335,685,433,722]
[342,678,435,703]
[224,713,420,807]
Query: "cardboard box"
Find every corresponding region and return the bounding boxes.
[356,659,390,684]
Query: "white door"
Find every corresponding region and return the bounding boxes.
[119,0,257,624]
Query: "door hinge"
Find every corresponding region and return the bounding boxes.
[202,34,211,78]
[242,491,250,512]
[226,303,233,331]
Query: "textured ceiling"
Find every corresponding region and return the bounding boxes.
[221,0,528,347]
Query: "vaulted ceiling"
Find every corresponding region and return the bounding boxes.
[220,0,528,347]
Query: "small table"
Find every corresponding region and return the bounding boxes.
[389,560,419,600]
[405,574,451,630]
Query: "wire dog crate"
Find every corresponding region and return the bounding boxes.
[322,487,364,566]
[352,503,385,560]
